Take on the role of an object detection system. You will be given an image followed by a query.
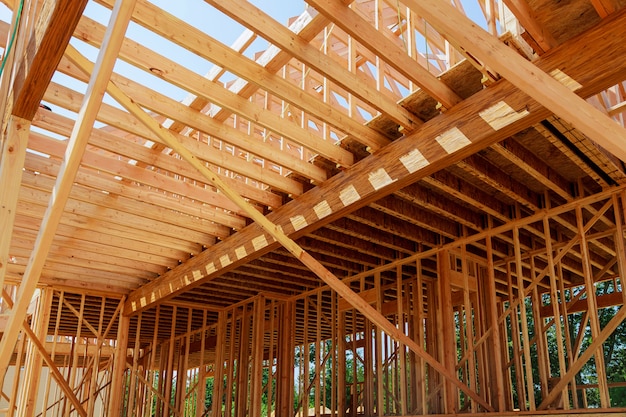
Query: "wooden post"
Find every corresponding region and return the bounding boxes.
[266,300,275,417]
[127,314,142,415]
[576,206,610,407]
[236,306,251,417]
[276,301,294,417]
[397,266,408,416]
[7,331,27,417]
[512,225,535,409]
[0,116,29,296]
[543,215,569,407]
[250,297,265,417]
[614,193,626,307]
[427,278,442,413]
[64,295,85,417]
[315,293,322,417]
[414,260,427,414]
[506,260,526,409]
[109,310,130,416]
[557,262,578,408]
[460,242,479,411]
[330,292,337,417]
[337,307,346,417]
[196,310,208,417]
[529,255,550,399]
[146,305,160,417]
[437,250,457,413]
[18,289,52,417]
[375,271,384,416]
[212,310,227,417]
[88,297,107,417]
[224,308,236,417]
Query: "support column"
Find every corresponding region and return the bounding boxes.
[576,206,610,407]
[18,288,53,417]
[437,250,457,413]
[276,301,295,417]
[250,297,265,417]
[0,116,29,299]
[109,311,130,416]
[485,230,505,411]
[212,310,227,417]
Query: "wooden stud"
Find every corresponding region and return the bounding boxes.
[506,260,526,410]
[397,265,408,416]
[460,241,479,411]
[556,262,577,409]
[513,224,535,409]
[109,301,130,416]
[529,260,550,400]
[251,297,265,417]
[616,192,626,307]
[437,250,457,413]
[576,205,610,407]
[0,116,29,293]
[543,214,570,408]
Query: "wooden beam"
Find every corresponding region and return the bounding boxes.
[42,77,325,184]
[590,0,621,17]
[126,9,626,312]
[11,0,88,119]
[540,290,624,317]
[305,0,462,110]
[196,9,329,125]
[0,117,29,298]
[399,0,626,162]
[500,0,558,53]
[108,306,130,415]
[0,0,135,378]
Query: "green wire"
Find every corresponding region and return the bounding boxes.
[0,0,25,77]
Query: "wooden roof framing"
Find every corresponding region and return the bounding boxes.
[1,0,626,350]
